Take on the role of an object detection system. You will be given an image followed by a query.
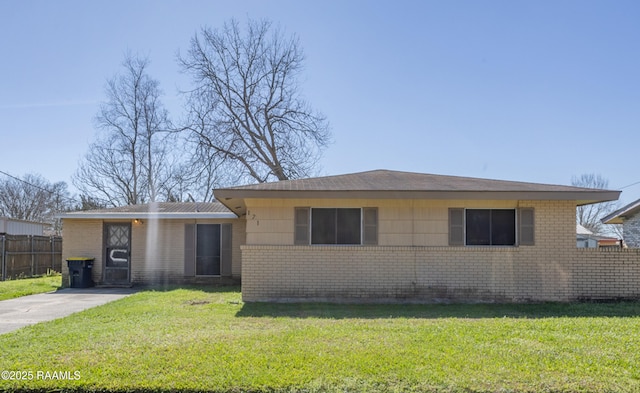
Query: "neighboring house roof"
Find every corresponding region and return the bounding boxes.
[58,202,236,220]
[577,224,593,235]
[602,198,640,224]
[214,169,621,216]
[576,223,620,245]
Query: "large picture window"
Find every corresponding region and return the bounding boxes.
[294,207,378,245]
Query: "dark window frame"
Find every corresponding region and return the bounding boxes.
[465,209,516,246]
[294,207,378,246]
[311,208,362,245]
[450,207,529,247]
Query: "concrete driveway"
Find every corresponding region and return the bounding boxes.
[0,288,136,335]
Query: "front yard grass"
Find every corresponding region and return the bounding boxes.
[0,287,639,392]
[0,273,61,301]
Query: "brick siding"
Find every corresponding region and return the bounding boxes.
[623,213,640,248]
[241,199,640,302]
[241,246,640,302]
[61,218,245,287]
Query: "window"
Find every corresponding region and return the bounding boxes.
[449,208,532,246]
[294,207,378,245]
[184,223,232,277]
[465,209,515,246]
[312,208,361,244]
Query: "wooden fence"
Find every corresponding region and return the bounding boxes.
[0,235,62,280]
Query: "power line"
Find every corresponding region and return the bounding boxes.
[0,169,115,209]
[0,169,80,206]
[0,170,57,195]
[619,180,640,190]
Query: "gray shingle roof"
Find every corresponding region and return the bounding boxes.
[86,202,230,214]
[58,202,235,219]
[219,170,601,192]
[214,170,621,216]
[59,171,622,220]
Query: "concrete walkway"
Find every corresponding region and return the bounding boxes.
[0,288,136,335]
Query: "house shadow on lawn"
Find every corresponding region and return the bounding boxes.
[136,284,241,293]
[236,300,640,320]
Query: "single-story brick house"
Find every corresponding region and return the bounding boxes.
[62,170,640,302]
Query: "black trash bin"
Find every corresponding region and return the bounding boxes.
[66,258,95,288]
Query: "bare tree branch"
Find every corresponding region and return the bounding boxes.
[179,18,331,183]
[0,173,75,234]
[74,53,182,206]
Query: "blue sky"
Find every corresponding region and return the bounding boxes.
[1,0,640,205]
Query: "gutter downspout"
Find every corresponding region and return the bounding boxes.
[31,235,35,277]
[1,235,5,281]
[412,200,418,294]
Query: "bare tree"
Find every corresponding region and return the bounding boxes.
[572,173,620,236]
[78,194,107,211]
[0,173,48,221]
[169,132,245,202]
[47,181,76,235]
[179,18,331,183]
[74,53,178,206]
[0,173,75,234]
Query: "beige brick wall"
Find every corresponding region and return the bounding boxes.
[244,198,563,247]
[242,245,640,302]
[241,246,567,302]
[241,199,640,302]
[61,219,103,287]
[572,248,640,299]
[62,218,245,287]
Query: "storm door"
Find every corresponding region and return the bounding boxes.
[104,223,131,284]
[196,224,221,276]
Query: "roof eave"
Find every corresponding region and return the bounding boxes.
[603,215,624,225]
[214,189,621,216]
[57,212,238,220]
[602,198,640,225]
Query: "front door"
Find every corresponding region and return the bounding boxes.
[104,223,131,285]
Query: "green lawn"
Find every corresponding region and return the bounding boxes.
[0,287,639,392]
[0,274,61,301]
